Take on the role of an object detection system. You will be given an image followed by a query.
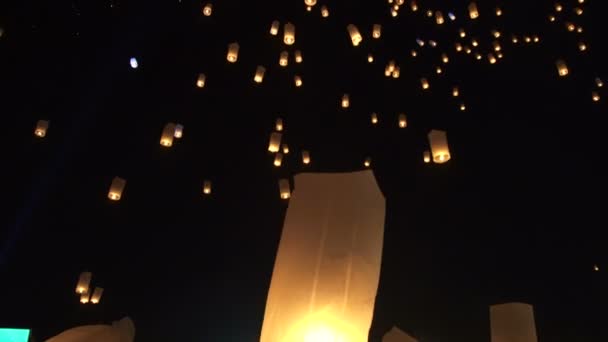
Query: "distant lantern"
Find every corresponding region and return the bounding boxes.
[592,91,600,102]
[275,118,284,132]
[436,11,444,25]
[270,20,280,35]
[575,7,583,15]
[364,157,372,168]
[596,78,604,88]
[254,65,266,83]
[384,65,392,77]
[80,292,90,304]
[390,8,398,17]
[203,3,213,16]
[452,86,460,97]
[367,54,374,63]
[492,30,501,38]
[548,15,556,22]
[174,124,184,139]
[594,264,600,271]
[294,75,303,87]
[468,2,479,19]
[555,3,563,12]
[442,53,449,63]
[578,42,587,52]
[423,151,431,163]
[410,1,418,11]
[274,153,283,167]
[108,177,126,201]
[75,272,92,294]
[398,113,407,128]
[302,150,311,165]
[371,113,378,124]
[347,24,363,46]
[488,53,497,64]
[472,39,479,47]
[411,49,418,57]
[196,73,206,88]
[459,29,466,38]
[426,10,433,17]
[556,59,569,76]
[392,67,400,78]
[284,22,295,45]
[475,53,482,60]
[268,132,282,153]
[448,12,456,20]
[304,0,317,6]
[34,119,49,138]
[282,144,290,154]
[203,180,212,195]
[227,42,239,63]
[387,60,395,73]
[294,50,303,63]
[429,40,437,47]
[566,22,575,32]
[455,43,463,52]
[372,24,382,39]
[129,57,138,69]
[160,122,176,147]
[436,66,442,74]
[341,94,350,108]
[495,7,502,16]
[512,36,519,43]
[279,51,289,66]
[321,5,329,17]
[460,103,467,111]
[493,41,502,52]
[421,78,430,90]
[90,287,104,304]
[428,129,451,163]
[278,179,291,199]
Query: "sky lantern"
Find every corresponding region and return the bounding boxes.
[260,171,386,342]
[556,59,569,76]
[372,24,381,39]
[302,150,311,165]
[160,122,176,147]
[421,78,430,90]
[321,5,329,17]
[203,180,212,195]
[452,86,460,97]
[282,144,290,154]
[268,132,282,153]
[34,119,49,138]
[428,129,451,163]
[367,54,374,63]
[80,292,90,304]
[441,53,449,63]
[371,113,378,124]
[279,51,288,66]
[108,177,126,201]
[129,57,138,69]
[341,94,350,108]
[495,7,502,16]
[90,287,104,304]
[435,11,444,25]
[596,77,603,88]
[578,42,587,52]
[227,42,239,63]
[592,91,600,102]
[490,303,538,342]
[274,153,283,167]
[398,114,407,128]
[75,272,92,294]
[468,2,479,19]
[174,124,184,139]
[284,22,295,45]
[254,65,266,83]
[203,3,212,16]
[196,73,206,88]
[295,50,303,63]
[347,25,363,46]
[392,67,400,78]
[294,75,303,87]
[278,179,291,199]
[304,0,317,6]
[275,118,284,132]
[423,151,431,163]
[364,157,371,168]
[488,53,497,64]
[270,20,280,35]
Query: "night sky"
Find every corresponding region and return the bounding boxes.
[1,0,607,341]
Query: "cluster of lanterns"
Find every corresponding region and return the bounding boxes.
[75,271,104,305]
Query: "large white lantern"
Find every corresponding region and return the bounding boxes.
[428,129,451,163]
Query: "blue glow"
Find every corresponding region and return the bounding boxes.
[0,328,30,342]
[448,12,456,20]
[129,57,138,69]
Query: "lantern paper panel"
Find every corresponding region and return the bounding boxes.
[76,272,92,294]
[260,171,386,342]
[227,43,239,63]
[270,21,280,35]
[196,73,206,88]
[108,177,127,201]
[80,292,90,304]
[490,303,538,342]
[160,122,176,147]
[45,317,136,342]
[35,120,49,137]
[383,326,418,342]
[90,287,104,304]
[428,129,451,163]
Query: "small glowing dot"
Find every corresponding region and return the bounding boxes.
[549,15,556,22]
[129,57,138,69]
[555,3,563,12]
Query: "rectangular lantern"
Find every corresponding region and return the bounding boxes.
[75,271,92,294]
[227,42,239,63]
[80,291,90,304]
[295,50,303,63]
[341,94,350,108]
[372,24,382,39]
[556,59,568,76]
[347,24,363,46]
[254,65,266,83]
[203,3,212,16]
[364,157,371,167]
[294,75,303,87]
[468,2,479,19]
[398,113,407,128]
[423,151,431,163]
[274,153,283,167]
[260,171,386,342]
[452,86,460,97]
[196,73,206,88]
[282,144,290,154]
[279,51,289,66]
[275,118,284,132]
[268,132,282,153]
[284,22,295,45]
[302,150,311,165]
[321,5,329,17]
[278,179,290,199]
[371,113,378,124]
[428,129,451,163]
[203,180,212,195]
[90,287,104,304]
[160,122,176,147]
[108,176,126,201]
[34,119,49,138]
[270,20,280,35]
[174,124,184,138]
[490,303,538,342]
[435,11,444,24]
[421,78,430,90]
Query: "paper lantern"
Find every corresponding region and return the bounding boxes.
[304,0,317,6]
[384,65,392,77]
[435,66,442,74]
[390,8,398,17]
[279,51,289,67]
[295,50,303,63]
[174,124,184,139]
[284,22,295,45]
[75,272,92,294]
[575,7,583,15]
[294,75,303,87]
[441,53,449,63]
[410,1,418,11]
[129,57,138,69]
[435,11,444,25]
[282,144,290,154]
[160,122,176,147]
[90,287,104,304]
[364,157,371,168]
[34,119,49,138]
[260,171,385,342]
[420,78,430,90]
[196,73,206,88]
[496,7,503,16]
[302,150,311,165]
[254,65,266,83]
[387,60,395,73]
[488,53,497,64]
[428,129,451,163]
[371,113,378,124]
[492,30,501,38]
[578,42,587,52]
[341,94,350,108]
[493,41,502,52]
[468,2,479,19]
[275,118,284,132]
[411,49,418,57]
[490,303,538,342]
[278,179,291,199]
[227,42,239,63]
[347,24,363,46]
[398,114,407,128]
[596,77,604,88]
[80,292,90,304]
[268,132,282,153]
[203,3,212,16]
[274,153,284,167]
[460,103,467,111]
[108,177,126,201]
[455,43,463,52]
[423,151,431,163]
[383,326,418,342]
[392,67,400,78]
[592,91,600,102]
[372,24,382,39]
[367,54,374,63]
[452,86,460,97]
[270,20,280,35]
[556,59,569,76]
[321,5,329,17]
[203,180,212,195]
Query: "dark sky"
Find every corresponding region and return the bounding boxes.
[1,0,606,341]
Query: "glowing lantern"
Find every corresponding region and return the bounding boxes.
[203,3,212,16]
[495,7,502,16]
[575,7,583,15]
[429,40,437,47]
[423,151,431,163]
[410,1,418,11]
[284,22,295,45]
[347,24,363,46]
[278,179,291,199]
[488,53,497,64]
[364,157,371,168]
[442,53,449,63]
[34,119,49,138]
[280,51,289,66]
[455,43,463,52]
[371,113,378,124]
[80,292,90,304]
[420,78,430,90]
[275,118,284,132]
[398,114,407,128]
[274,153,283,167]
[302,150,311,165]
[268,132,282,153]
[160,122,176,147]
[475,53,482,60]
[426,10,432,17]
[392,67,400,78]
[592,92,600,102]
[387,60,395,73]
[493,41,502,52]
[452,86,460,97]
[490,303,538,342]
[578,42,587,52]
[596,77,603,88]
[512,36,519,43]
[548,15,556,22]
[459,29,466,38]
[472,39,479,47]
[372,24,382,39]
[555,3,563,12]
[108,177,126,201]
[282,144,290,154]
[556,59,569,76]
[90,287,104,304]
[294,75,303,87]
[227,42,239,63]
[341,94,350,108]
[129,57,138,69]
[304,0,317,6]
[367,54,374,63]
[492,30,501,38]
[321,6,329,17]
[196,73,206,88]
[254,65,266,83]
[411,49,418,57]
[270,20,280,35]
[594,264,599,271]
[428,129,450,163]
[75,272,92,294]
[174,124,184,138]
[203,180,212,195]
[436,66,442,74]
[390,8,398,17]
[295,50,303,63]
[435,11,444,25]
[460,103,467,111]
[566,22,575,32]
[468,2,479,19]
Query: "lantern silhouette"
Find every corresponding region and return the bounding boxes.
[490,303,538,342]
[160,122,176,147]
[90,287,104,304]
[254,66,266,83]
[280,51,289,67]
[270,20,280,35]
[196,73,206,88]
[278,179,291,199]
[428,129,451,163]
[268,132,282,153]
[372,24,381,39]
[468,2,479,19]
[203,180,212,195]
[302,150,311,165]
[203,3,212,16]
[34,120,49,138]
[347,24,363,46]
[227,42,239,63]
[398,114,407,128]
[284,23,295,45]
[556,59,568,76]
[108,177,126,201]
[75,272,92,294]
